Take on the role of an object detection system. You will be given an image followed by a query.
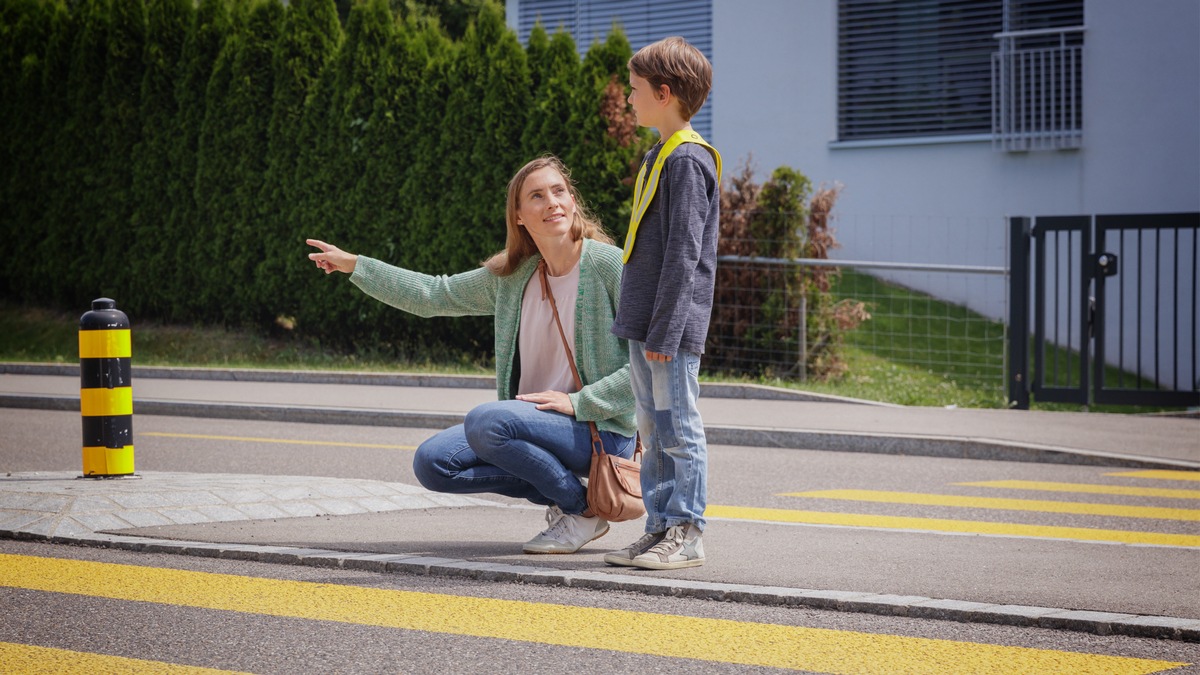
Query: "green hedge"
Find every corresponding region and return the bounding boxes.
[0,0,649,359]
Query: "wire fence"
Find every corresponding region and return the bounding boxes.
[705,242,1010,404]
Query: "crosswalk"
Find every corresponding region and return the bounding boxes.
[0,553,1189,674]
[709,468,1200,548]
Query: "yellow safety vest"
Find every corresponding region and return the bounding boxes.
[623,128,722,263]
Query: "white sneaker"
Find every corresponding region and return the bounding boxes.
[629,523,705,569]
[523,505,610,554]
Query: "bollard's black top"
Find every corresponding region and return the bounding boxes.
[80,297,130,330]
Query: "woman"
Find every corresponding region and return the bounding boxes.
[307,156,635,555]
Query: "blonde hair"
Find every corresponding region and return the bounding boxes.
[628,36,712,121]
[483,156,613,276]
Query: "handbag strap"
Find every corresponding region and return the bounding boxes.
[537,260,608,458]
[538,259,644,464]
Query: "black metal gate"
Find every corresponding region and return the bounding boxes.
[1008,212,1200,409]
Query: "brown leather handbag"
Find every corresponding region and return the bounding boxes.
[538,260,645,522]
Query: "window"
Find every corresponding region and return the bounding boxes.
[837,0,1082,147]
[515,0,714,140]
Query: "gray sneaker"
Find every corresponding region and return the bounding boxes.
[603,531,666,567]
[629,524,704,570]
[523,505,609,554]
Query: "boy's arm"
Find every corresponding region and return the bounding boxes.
[645,156,715,358]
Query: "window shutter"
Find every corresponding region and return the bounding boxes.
[517,0,714,140]
[838,0,1002,141]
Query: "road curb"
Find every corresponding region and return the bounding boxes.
[3,528,1197,642]
[0,362,886,405]
[3,393,1197,470]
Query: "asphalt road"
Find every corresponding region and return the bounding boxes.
[3,407,1200,672]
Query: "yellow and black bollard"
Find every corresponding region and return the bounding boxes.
[79,298,135,477]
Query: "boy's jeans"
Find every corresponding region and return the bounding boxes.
[628,340,708,533]
[412,400,635,515]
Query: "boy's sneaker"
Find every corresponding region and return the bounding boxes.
[629,524,705,570]
[523,505,609,554]
[602,531,666,567]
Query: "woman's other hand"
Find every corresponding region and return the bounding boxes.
[307,239,358,275]
[516,390,575,416]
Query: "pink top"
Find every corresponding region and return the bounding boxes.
[517,259,580,395]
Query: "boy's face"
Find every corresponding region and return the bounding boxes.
[627,72,664,130]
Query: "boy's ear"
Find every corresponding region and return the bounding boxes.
[655,83,671,103]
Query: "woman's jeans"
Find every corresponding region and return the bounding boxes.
[413,399,635,516]
[628,340,708,533]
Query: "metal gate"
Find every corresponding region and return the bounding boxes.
[1008,212,1200,409]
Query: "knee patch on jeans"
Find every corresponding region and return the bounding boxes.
[653,408,680,448]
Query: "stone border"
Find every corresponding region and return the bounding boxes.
[2,528,1196,643]
[3,393,1196,470]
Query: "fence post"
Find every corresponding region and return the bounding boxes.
[1008,217,1031,410]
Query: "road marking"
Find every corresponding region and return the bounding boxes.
[782,489,1200,521]
[956,480,1200,500]
[0,641,244,674]
[1107,470,1200,483]
[705,505,1200,547]
[141,432,416,451]
[0,554,1185,675]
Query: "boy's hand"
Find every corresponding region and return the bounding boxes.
[645,350,673,362]
[516,391,575,416]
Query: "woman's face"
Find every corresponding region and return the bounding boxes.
[516,166,576,241]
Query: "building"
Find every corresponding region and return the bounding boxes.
[507,0,1200,394]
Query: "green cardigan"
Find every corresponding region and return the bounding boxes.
[350,238,636,437]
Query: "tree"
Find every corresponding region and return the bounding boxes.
[521,24,580,162]
[128,0,193,316]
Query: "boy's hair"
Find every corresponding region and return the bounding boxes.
[628,36,712,121]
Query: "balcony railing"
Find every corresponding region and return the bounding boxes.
[992,26,1085,152]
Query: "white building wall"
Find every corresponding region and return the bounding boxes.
[712,0,1198,326]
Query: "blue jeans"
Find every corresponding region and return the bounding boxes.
[628,340,707,533]
[412,399,635,515]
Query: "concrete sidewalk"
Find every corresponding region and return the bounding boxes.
[2,364,1198,641]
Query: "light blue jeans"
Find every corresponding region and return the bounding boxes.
[628,340,707,533]
[412,400,635,515]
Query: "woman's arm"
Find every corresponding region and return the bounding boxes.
[307,238,498,318]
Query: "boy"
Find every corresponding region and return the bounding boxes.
[605,36,721,570]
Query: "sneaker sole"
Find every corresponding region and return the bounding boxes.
[602,553,638,567]
[522,525,610,555]
[626,556,705,570]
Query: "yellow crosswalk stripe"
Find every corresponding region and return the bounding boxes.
[141,432,416,451]
[956,480,1200,500]
[1107,470,1200,482]
[0,554,1186,675]
[706,505,1200,547]
[782,489,1200,521]
[0,641,245,674]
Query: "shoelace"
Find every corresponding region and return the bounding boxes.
[646,525,687,555]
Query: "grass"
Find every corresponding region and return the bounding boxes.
[0,295,1184,413]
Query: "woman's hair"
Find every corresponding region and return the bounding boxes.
[483,155,613,275]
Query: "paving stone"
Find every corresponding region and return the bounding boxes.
[1039,610,1141,635]
[387,556,461,574]
[158,509,210,525]
[0,511,45,532]
[1111,615,1196,639]
[263,486,321,501]
[353,497,400,513]
[275,502,325,518]
[793,590,873,610]
[72,512,134,532]
[210,489,273,504]
[115,510,176,528]
[840,594,933,616]
[311,499,368,516]
[908,598,998,621]
[194,505,252,522]
[63,496,123,513]
[386,495,441,510]
[13,517,56,537]
[973,604,1062,626]
[314,483,373,499]
[233,503,291,520]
